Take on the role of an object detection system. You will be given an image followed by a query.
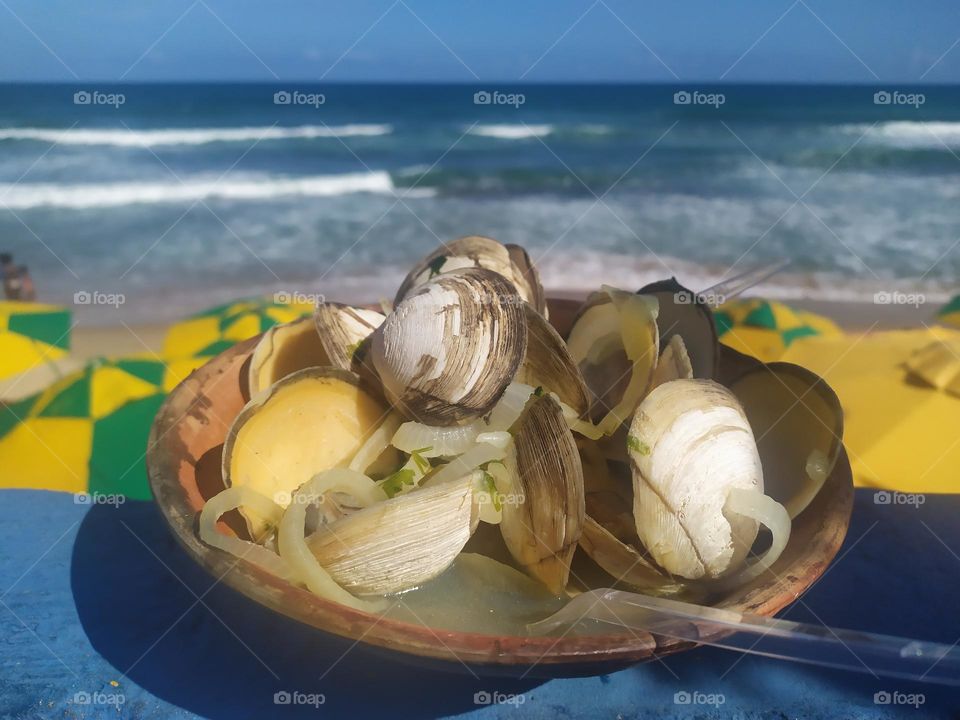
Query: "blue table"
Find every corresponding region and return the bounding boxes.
[2,488,958,719]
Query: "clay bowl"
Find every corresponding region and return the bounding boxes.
[147,296,854,677]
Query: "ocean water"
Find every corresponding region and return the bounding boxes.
[1,83,958,323]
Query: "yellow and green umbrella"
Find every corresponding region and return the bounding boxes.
[0,355,205,499]
[936,295,960,329]
[713,297,842,362]
[163,297,314,358]
[0,302,72,381]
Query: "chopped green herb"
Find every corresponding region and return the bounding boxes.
[533,385,544,397]
[427,255,447,278]
[345,340,361,359]
[410,448,432,475]
[379,468,416,498]
[481,470,502,512]
[627,435,651,455]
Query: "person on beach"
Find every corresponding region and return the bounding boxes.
[17,266,36,301]
[1,253,22,300]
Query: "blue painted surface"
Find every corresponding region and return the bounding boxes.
[1,488,959,720]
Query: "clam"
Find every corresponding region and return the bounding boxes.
[497,393,585,595]
[516,303,590,417]
[638,278,718,379]
[729,362,843,518]
[566,287,659,433]
[394,235,548,316]
[306,474,478,596]
[248,317,327,396]
[628,378,777,580]
[314,302,385,372]
[370,267,528,425]
[223,367,392,538]
[247,304,385,395]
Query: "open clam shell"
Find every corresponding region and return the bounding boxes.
[371,267,528,425]
[499,393,585,595]
[516,303,590,417]
[248,316,329,396]
[729,361,843,519]
[394,235,548,316]
[223,367,391,538]
[307,474,478,596]
[314,302,385,373]
[638,278,718,380]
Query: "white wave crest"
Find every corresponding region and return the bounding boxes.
[0,171,418,209]
[468,124,553,140]
[0,124,393,147]
[852,121,960,149]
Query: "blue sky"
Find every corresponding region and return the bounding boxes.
[0,0,957,82]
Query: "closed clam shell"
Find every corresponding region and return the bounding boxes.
[499,393,585,595]
[394,235,548,316]
[371,267,528,425]
[307,475,478,596]
[628,378,762,580]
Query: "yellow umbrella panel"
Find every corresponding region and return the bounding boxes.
[782,326,960,494]
[0,301,72,381]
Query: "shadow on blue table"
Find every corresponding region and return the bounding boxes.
[69,491,960,719]
[70,500,548,719]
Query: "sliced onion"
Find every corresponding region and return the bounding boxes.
[597,293,659,435]
[278,469,387,611]
[424,442,507,487]
[552,393,605,440]
[475,431,512,448]
[350,412,402,472]
[485,382,535,431]
[392,420,481,457]
[720,487,791,587]
[199,487,294,581]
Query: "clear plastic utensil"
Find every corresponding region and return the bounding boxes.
[697,259,791,308]
[528,589,960,686]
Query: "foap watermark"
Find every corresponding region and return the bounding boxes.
[74,290,126,308]
[874,490,925,508]
[874,690,925,708]
[73,90,125,108]
[674,290,725,306]
[873,290,925,308]
[273,691,325,707]
[477,491,526,508]
[674,690,725,707]
[473,90,525,108]
[74,492,126,507]
[274,290,326,306]
[273,90,325,108]
[474,690,526,707]
[72,691,125,707]
[874,90,925,109]
[673,90,725,108]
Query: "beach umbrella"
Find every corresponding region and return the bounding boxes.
[935,295,960,329]
[0,355,205,499]
[713,298,842,363]
[782,326,960,494]
[163,297,314,358]
[0,301,72,381]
